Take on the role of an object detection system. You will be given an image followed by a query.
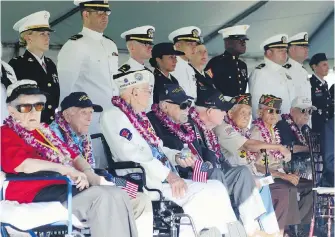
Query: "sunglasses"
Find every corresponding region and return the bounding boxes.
[15,102,45,113]
[298,108,313,115]
[165,100,192,110]
[266,109,281,114]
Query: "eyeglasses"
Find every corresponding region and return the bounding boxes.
[86,10,111,16]
[165,100,192,110]
[15,102,45,113]
[298,108,313,115]
[266,109,281,114]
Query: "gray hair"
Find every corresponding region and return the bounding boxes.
[8,94,47,106]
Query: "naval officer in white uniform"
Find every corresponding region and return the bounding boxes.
[57,0,118,168]
[169,26,201,100]
[249,34,296,118]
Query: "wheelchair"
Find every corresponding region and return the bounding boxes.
[91,133,198,237]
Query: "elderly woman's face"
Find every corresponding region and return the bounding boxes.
[259,106,280,126]
[64,107,93,136]
[230,104,251,129]
[8,94,45,131]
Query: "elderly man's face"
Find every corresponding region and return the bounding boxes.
[162,100,190,124]
[8,94,45,131]
[290,107,311,127]
[259,106,280,126]
[133,83,152,111]
[64,107,93,136]
[229,104,252,129]
[208,108,226,128]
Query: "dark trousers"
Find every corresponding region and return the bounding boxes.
[270,178,313,228]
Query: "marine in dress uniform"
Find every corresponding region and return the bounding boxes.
[1,59,17,121]
[249,34,296,118]
[119,25,156,111]
[169,26,201,99]
[57,0,117,168]
[147,84,276,236]
[284,32,311,100]
[9,11,59,124]
[309,53,332,133]
[101,70,239,237]
[205,25,249,97]
[148,42,184,104]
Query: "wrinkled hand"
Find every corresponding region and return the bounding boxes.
[175,153,196,169]
[67,169,89,191]
[167,172,187,199]
[283,173,300,186]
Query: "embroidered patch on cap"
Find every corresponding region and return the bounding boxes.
[120,128,132,141]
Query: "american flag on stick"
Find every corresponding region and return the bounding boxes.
[115,177,138,198]
[192,159,208,183]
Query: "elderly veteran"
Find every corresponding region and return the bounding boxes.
[1,80,147,237]
[50,92,154,237]
[214,94,292,235]
[147,84,279,237]
[100,69,239,237]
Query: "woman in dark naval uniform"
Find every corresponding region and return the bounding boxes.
[149,42,184,104]
[9,11,59,124]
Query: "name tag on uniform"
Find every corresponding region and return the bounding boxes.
[259,175,274,186]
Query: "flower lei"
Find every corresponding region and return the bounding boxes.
[4,116,73,165]
[189,107,221,159]
[112,96,160,146]
[223,115,257,161]
[252,118,284,160]
[151,104,196,143]
[54,111,94,167]
[281,114,307,146]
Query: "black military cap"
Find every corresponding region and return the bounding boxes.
[259,94,282,109]
[61,92,103,112]
[159,84,193,104]
[6,79,48,103]
[230,93,252,106]
[309,53,328,66]
[75,0,111,11]
[196,87,234,111]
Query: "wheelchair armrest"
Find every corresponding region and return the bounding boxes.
[112,161,142,170]
[4,171,70,183]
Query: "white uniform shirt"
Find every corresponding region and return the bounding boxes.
[1,61,17,122]
[171,56,197,100]
[286,58,311,100]
[57,27,119,134]
[118,57,155,111]
[249,57,296,118]
[100,106,179,192]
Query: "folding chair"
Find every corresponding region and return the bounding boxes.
[0,171,84,237]
[304,131,335,237]
[91,133,198,237]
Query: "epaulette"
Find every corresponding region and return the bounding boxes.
[118,64,131,73]
[255,63,265,69]
[283,63,292,69]
[69,34,83,41]
[103,35,114,42]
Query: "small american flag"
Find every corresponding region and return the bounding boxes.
[115,177,138,199]
[192,160,208,183]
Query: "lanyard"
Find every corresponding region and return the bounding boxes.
[35,129,61,155]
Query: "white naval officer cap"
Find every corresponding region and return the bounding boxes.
[291,96,316,110]
[74,0,111,11]
[218,25,250,40]
[13,11,54,34]
[260,34,289,51]
[121,26,155,45]
[113,70,151,91]
[289,32,309,46]
[168,26,202,44]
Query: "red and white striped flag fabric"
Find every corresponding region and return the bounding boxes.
[192,159,208,183]
[115,177,138,199]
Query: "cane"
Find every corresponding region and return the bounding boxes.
[260,149,270,176]
[301,125,317,237]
